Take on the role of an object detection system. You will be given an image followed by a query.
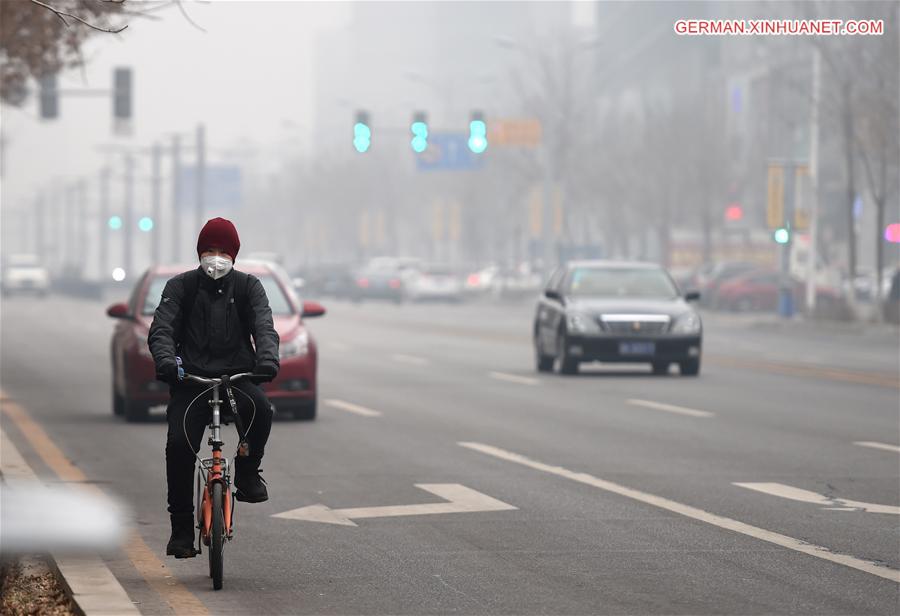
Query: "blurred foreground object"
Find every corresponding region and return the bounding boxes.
[0,482,127,555]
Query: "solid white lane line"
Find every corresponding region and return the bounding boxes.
[488,372,540,386]
[391,353,431,366]
[324,399,383,417]
[627,398,715,418]
[854,441,900,454]
[458,441,900,584]
[734,482,900,515]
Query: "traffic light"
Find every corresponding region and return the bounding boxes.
[138,217,154,232]
[468,111,487,153]
[353,111,371,153]
[113,68,132,120]
[411,111,428,153]
[108,215,123,230]
[725,203,743,222]
[774,227,790,244]
[38,75,58,119]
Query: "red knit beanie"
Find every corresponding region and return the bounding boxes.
[196,217,240,261]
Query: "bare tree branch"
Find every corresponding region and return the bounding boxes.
[29,0,128,33]
[176,0,206,33]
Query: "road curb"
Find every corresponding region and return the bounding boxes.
[0,425,140,616]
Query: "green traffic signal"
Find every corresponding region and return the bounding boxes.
[108,215,123,230]
[411,111,428,153]
[353,111,371,153]
[468,112,487,153]
[774,228,790,244]
[138,217,154,232]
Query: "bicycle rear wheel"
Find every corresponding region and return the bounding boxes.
[209,482,225,590]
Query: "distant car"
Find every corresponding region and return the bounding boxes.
[296,264,357,299]
[404,264,463,302]
[107,261,325,422]
[716,269,843,313]
[533,260,702,376]
[352,257,421,303]
[1,254,49,297]
[687,261,758,308]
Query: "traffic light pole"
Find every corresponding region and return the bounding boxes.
[779,163,797,318]
[151,143,162,265]
[171,135,181,263]
[195,124,206,236]
[99,168,110,280]
[124,153,135,280]
[805,48,821,315]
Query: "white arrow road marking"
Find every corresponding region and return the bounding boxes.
[854,441,900,454]
[459,441,900,583]
[272,484,517,527]
[488,372,540,386]
[626,399,715,418]
[391,353,431,366]
[324,399,382,417]
[734,482,900,515]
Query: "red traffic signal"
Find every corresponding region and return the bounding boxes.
[725,203,743,222]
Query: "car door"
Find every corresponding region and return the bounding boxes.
[536,267,566,353]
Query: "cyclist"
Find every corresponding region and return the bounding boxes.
[149,217,280,558]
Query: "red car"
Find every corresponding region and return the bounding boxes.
[107,261,325,422]
[715,269,842,313]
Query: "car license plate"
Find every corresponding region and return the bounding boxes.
[619,341,655,356]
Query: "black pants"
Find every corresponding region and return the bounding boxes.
[165,380,273,515]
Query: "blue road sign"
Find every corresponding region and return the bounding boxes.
[416,133,484,172]
[177,165,242,210]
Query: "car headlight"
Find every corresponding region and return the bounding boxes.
[671,312,702,335]
[279,330,309,359]
[566,312,602,334]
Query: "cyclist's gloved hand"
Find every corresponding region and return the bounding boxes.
[158,358,185,384]
[175,356,185,381]
[253,362,277,383]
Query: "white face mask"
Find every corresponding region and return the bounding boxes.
[201,255,233,280]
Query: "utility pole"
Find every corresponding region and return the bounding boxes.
[195,124,206,235]
[99,167,110,280]
[151,142,162,265]
[171,135,181,263]
[77,180,87,277]
[806,48,821,314]
[35,195,45,258]
[124,153,135,279]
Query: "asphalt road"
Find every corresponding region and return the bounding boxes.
[1,292,898,615]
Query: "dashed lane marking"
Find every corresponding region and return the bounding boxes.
[853,441,900,454]
[324,398,383,417]
[391,353,431,366]
[458,441,900,584]
[627,398,715,418]
[488,372,540,386]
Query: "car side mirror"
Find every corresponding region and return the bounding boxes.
[106,302,132,320]
[301,300,326,318]
[544,289,563,302]
[685,290,701,302]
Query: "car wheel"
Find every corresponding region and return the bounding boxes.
[535,335,554,373]
[124,396,150,422]
[556,330,579,375]
[652,362,670,375]
[292,398,317,421]
[680,358,701,376]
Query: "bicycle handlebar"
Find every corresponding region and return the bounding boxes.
[183,372,257,386]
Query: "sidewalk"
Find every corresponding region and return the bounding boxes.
[0,423,140,616]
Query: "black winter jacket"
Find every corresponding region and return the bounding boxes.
[148,267,280,381]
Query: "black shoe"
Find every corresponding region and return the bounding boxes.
[234,458,268,503]
[166,513,197,558]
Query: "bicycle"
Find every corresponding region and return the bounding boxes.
[182,370,261,591]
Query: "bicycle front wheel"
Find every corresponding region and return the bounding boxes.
[209,482,225,590]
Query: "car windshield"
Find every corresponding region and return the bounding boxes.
[566,268,679,299]
[142,273,294,316]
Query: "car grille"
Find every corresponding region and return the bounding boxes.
[599,315,670,335]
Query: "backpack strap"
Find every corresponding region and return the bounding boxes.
[232,270,255,339]
[177,269,200,350]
